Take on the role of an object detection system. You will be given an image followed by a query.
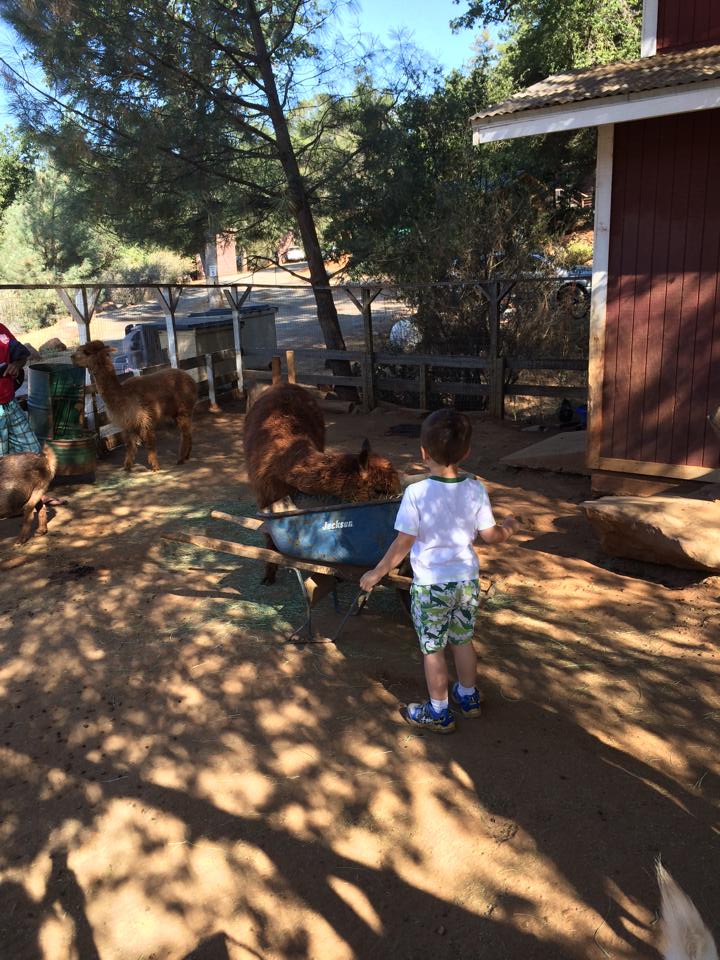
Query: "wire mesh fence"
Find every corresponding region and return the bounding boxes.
[2,276,589,421]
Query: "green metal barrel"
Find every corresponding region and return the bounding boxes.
[27,363,86,442]
[48,429,97,479]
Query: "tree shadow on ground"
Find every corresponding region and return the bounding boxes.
[0,404,717,958]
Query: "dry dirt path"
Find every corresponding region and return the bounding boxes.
[0,403,717,959]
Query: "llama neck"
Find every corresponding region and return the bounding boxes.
[88,356,126,409]
[286,448,359,499]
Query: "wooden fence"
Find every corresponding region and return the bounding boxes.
[242,349,587,417]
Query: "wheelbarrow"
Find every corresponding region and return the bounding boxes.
[165,498,412,642]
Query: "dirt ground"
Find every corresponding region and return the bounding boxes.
[1,400,718,960]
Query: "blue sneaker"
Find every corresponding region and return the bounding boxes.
[451,682,483,718]
[404,700,456,734]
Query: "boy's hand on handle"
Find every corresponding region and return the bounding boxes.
[501,515,520,539]
[359,568,383,593]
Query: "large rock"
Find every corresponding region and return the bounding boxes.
[39,337,67,354]
[581,496,720,571]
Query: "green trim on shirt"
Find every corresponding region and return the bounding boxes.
[429,476,468,484]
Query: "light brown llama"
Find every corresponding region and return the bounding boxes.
[72,341,198,472]
[0,444,57,543]
[243,382,400,582]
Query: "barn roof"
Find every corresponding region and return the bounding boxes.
[471,44,720,143]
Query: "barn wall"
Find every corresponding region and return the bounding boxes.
[601,110,720,470]
[657,0,720,52]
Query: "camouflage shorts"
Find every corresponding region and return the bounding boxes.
[410,580,480,655]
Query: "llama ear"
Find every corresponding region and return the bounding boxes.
[106,346,118,354]
[358,438,371,474]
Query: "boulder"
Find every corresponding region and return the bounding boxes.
[22,343,42,361]
[39,337,67,354]
[581,496,720,572]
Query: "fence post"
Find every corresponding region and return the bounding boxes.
[55,285,101,433]
[205,353,220,412]
[419,363,430,411]
[271,355,282,384]
[361,286,376,412]
[490,356,505,419]
[155,285,183,369]
[286,349,296,384]
[224,285,252,397]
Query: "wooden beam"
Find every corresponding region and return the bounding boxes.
[596,457,720,483]
[163,530,412,588]
[210,510,264,530]
[587,123,614,471]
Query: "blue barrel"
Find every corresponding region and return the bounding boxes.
[261,499,401,567]
[28,363,86,441]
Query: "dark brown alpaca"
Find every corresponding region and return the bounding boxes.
[72,340,198,471]
[0,444,57,543]
[244,383,400,581]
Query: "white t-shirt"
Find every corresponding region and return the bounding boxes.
[394,476,496,586]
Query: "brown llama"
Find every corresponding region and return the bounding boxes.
[243,382,400,582]
[72,341,198,472]
[0,444,57,543]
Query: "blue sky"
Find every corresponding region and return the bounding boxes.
[339,0,478,72]
[0,1,481,126]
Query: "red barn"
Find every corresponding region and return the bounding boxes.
[471,0,720,494]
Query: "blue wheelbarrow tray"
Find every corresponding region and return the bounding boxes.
[258,496,402,568]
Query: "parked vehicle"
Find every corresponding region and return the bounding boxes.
[284,246,306,263]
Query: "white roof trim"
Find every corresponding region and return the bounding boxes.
[472,81,720,143]
[641,0,658,57]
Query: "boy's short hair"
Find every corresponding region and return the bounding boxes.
[421,409,472,466]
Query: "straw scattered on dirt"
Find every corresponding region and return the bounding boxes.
[1,400,718,959]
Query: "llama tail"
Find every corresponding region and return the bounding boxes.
[657,860,718,960]
[42,443,57,479]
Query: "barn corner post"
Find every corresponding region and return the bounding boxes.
[587,123,614,473]
[224,284,252,398]
[154,285,183,369]
[55,284,101,432]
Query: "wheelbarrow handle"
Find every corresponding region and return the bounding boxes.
[332,589,370,642]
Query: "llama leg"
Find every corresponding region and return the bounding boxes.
[123,433,138,472]
[16,505,36,544]
[35,501,48,536]
[16,488,46,544]
[262,532,278,585]
[176,414,192,464]
[143,428,160,472]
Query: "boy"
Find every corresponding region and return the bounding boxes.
[359,409,518,734]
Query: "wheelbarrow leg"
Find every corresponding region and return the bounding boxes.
[286,568,313,642]
[286,568,333,643]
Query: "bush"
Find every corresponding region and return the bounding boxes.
[100,246,194,306]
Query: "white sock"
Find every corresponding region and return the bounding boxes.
[457,682,476,697]
[430,697,448,713]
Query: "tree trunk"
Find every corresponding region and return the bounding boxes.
[243,0,356,394]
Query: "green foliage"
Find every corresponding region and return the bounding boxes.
[454,0,642,89]
[0,159,190,328]
[0,128,34,217]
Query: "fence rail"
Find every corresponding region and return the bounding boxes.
[12,278,588,430]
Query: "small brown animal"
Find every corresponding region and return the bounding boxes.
[244,382,400,582]
[0,444,57,543]
[657,861,717,960]
[72,340,198,471]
